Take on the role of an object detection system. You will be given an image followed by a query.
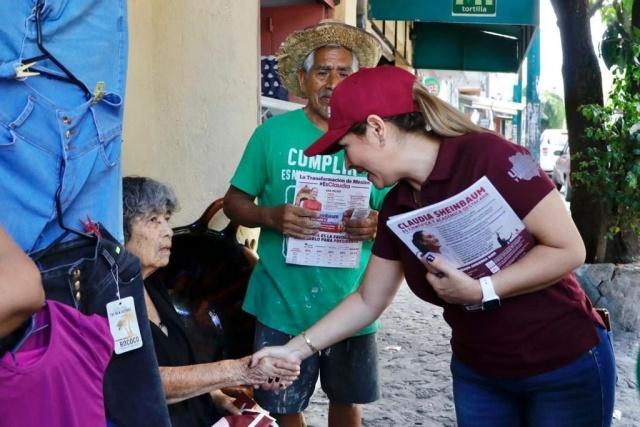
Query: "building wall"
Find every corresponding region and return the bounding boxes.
[123,1,260,226]
[334,0,357,26]
[261,4,330,56]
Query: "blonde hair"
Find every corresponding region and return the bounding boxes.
[347,80,489,138]
[412,81,488,136]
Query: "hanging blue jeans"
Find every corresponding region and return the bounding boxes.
[0,0,128,252]
[0,1,170,426]
[451,325,616,427]
[0,83,125,252]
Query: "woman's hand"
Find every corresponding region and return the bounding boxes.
[237,354,300,389]
[210,390,242,416]
[423,253,482,305]
[250,346,303,369]
[248,347,303,391]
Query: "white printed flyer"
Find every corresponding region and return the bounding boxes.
[386,176,534,278]
[286,171,372,268]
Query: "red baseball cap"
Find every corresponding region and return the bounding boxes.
[304,66,418,157]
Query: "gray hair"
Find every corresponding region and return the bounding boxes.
[122,176,179,242]
[301,44,359,74]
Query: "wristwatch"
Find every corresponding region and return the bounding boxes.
[479,276,501,311]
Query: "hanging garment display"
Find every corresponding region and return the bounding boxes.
[0,1,171,424]
[0,301,113,427]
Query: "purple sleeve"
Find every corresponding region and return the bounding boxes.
[484,135,555,219]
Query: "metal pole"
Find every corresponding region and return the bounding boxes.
[525,31,541,160]
[513,68,523,145]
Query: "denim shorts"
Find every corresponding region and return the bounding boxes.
[451,325,616,427]
[32,228,171,427]
[253,321,380,414]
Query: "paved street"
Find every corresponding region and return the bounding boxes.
[305,285,640,426]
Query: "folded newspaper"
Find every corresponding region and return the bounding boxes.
[211,393,278,427]
[386,176,535,278]
[286,171,371,268]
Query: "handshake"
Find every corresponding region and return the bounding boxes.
[244,345,302,391]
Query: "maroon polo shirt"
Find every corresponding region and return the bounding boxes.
[373,132,603,378]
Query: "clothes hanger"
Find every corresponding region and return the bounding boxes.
[18,0,92,99]
[31,178,98,262]
[9,312,49,358]
[20,0,99,260]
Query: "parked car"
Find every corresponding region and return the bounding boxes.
[551,142,571,200]
[539,129,568,175]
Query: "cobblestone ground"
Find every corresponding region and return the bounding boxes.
[304,285,640,427]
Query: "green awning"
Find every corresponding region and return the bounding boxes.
[369,0,539,72]
[411,22,536,72]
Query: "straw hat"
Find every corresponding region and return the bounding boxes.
[276,20,382,98]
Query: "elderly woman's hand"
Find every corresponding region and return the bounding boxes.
[210,390,242,416]
[238,355,300,388]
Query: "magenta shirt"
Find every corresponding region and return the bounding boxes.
[0,301,113,426]
[374,132,603,378]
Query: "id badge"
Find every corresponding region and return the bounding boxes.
[106,296,143,354]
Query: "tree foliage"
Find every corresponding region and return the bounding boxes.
[540,91,566,130]
[600,0,639,69]
[576,49,640,234]
[574,0,640,262]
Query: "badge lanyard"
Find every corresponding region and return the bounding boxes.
[105,253,143,354]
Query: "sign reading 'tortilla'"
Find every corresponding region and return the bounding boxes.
[452,0,497,17]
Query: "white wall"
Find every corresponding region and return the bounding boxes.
[123,1,260,226]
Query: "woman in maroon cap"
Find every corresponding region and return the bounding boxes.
[252,66,615,427]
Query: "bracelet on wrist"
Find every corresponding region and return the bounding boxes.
[301,330,319,354]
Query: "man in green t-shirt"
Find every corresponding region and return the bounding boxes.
[224,21,386,427]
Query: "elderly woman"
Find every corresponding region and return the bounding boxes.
[123,176,298,427]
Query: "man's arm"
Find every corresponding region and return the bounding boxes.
[0,227,45,338]
[223,185,320,240]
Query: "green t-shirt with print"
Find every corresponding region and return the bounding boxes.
[230,108,389,336]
